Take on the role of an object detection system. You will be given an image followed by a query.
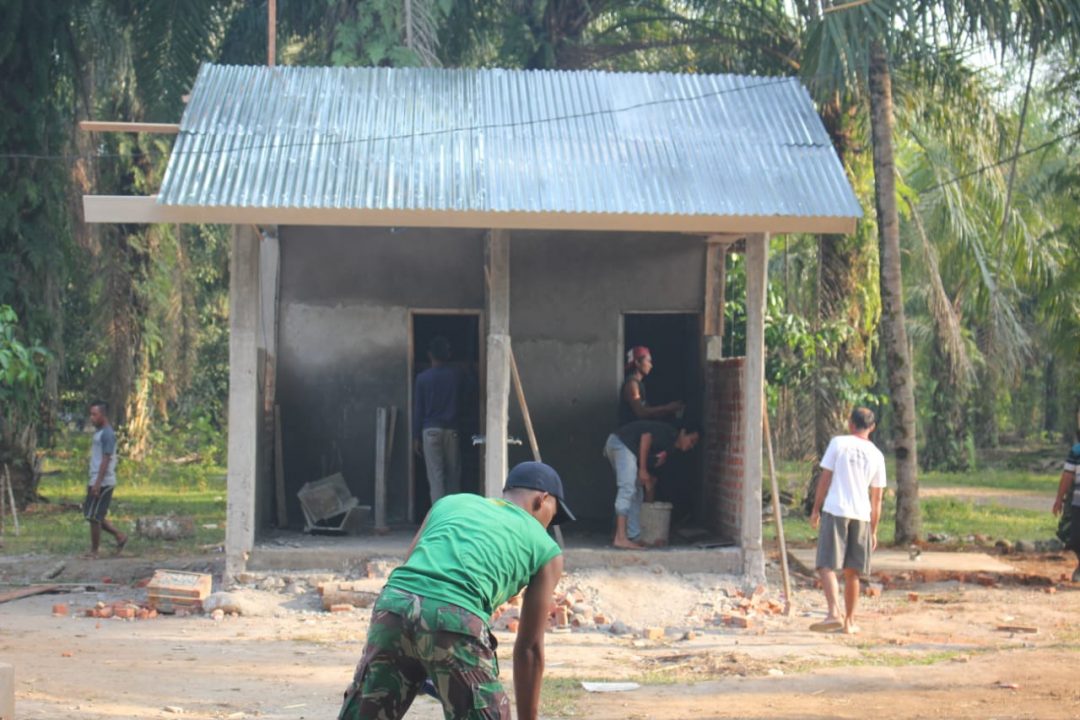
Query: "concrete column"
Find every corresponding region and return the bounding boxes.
[741,233,768,584]
[0,662,13,720]
[225,224,261,583]
[484,230,511,497]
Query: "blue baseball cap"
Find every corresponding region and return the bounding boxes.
[504,461,576,525]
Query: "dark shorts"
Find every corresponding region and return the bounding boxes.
[1070,506,1080,554]
[816,511,871,575]
[339,588,509,720]
[83,486,114,523]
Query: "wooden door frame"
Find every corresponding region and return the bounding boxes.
[407,309,485,524]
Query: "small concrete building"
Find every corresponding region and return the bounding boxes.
[85,64,860,583]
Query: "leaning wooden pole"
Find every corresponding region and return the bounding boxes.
[763,395,792,615]
[508,349,564,548]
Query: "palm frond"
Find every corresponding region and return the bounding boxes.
[402,0,445,67]
[131,0,236,121]
[904,196,975,384]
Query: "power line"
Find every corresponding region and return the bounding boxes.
[1,73,1076,196]
[921,126,1080,193]
[0,74,816,163]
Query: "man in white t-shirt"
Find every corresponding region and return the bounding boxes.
[809,407,887,634]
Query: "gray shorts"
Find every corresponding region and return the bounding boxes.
[83,485,114,523]
[816,511,871,575]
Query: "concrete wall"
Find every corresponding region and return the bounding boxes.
[277,227,485,526]
[508,231,705,524]
[274,227,705,527]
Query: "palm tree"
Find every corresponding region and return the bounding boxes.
[803,0,1080,541]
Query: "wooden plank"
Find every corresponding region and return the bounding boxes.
[0,584,59,605]
[509,350,539,462]
[385,405,398,517]
[274,405,287,528]
[763,394,792,615]
[703,243,729,338]
[406,314,416,524]
[374,408,389,532]
[79,121,180,134]
[484,231,511,497]
[82,196,860,236]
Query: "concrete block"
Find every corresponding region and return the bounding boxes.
[0,662,13,720]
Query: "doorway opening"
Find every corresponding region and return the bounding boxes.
[622,312,703,529]
[409,312,483,522]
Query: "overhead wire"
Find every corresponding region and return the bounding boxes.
[0,68,1075,195]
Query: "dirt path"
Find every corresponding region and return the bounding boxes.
[1,553,1078,719]
[921,485,1055,513]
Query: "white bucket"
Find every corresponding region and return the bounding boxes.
[639,502,673,546]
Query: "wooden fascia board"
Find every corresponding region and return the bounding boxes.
[83,195,859,235]
[79,121,181,134]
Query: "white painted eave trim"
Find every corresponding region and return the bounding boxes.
[83,195,859,236]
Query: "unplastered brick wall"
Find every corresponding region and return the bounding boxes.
[703,357,744,540]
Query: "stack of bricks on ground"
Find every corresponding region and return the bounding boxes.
[489,584,786,636]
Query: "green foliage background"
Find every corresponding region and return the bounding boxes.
[0,0,1077,515]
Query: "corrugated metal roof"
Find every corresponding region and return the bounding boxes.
[158,64,862,222]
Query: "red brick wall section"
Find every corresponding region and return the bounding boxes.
[703,357,744,540]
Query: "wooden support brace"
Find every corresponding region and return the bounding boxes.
[79,121,181,134]
[374,408,389,533]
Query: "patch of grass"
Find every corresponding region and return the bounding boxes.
[919,468,1059,493]
[541,678,585,717]
[766,492,1057,546]
[2,430,226,556]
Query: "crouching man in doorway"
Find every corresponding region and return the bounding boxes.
[338,461,574,720]
[603,420,699,549]
[809,407,887,634]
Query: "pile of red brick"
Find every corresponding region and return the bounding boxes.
[715,586,785,630]
[491,589,610,634]
[81,600,159,620]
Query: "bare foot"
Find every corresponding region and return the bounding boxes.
[842,621,860,635]
[114,534,128,555]
[809,617,843,632]
[613,536,645,550]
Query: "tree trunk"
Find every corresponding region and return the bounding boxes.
[1043,357,1056,436]
[868,40,920,544]
[805,91,860,514]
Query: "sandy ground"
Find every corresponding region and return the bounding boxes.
[1,552,1079,720]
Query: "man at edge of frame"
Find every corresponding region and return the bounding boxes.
[337,461,574,720]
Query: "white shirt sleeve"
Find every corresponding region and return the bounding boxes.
[871,452,887,488]
[820,438,838,471]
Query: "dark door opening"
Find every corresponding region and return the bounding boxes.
[410,312,482,522]
[623,313,703,528]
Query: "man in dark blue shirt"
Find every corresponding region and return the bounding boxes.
[413,337,464,504]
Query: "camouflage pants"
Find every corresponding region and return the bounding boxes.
[338,588,510,720]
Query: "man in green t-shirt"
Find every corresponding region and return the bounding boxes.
[338,461,574,720]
